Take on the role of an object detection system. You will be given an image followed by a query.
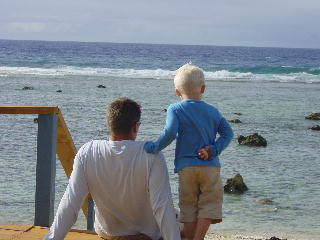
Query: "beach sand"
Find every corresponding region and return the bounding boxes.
[206,234,258,240]
[205,234,268,240]
[204,234,277,240]
[204,234,318,240]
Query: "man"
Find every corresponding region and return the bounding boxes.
[44,98,181,240]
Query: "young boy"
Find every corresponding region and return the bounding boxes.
[144,64,234,240]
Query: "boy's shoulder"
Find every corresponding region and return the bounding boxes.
[171,100,219,112]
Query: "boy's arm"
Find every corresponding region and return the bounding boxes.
[144,106,179,153]
[209,117,234,158]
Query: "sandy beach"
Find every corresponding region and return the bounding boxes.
[204,233,320,240]
[206,234,265,240]
[205,234,307,240]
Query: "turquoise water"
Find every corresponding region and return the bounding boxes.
[0,40,319,239]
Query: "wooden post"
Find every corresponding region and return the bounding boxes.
[34,114,58,227]
[87,198,95,230]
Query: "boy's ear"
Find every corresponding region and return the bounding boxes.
[175,88,182,97]
[201,85,206,94]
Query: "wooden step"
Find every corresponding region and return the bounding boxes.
[0,225,100,240]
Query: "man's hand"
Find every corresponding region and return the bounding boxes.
[197,146,212,160]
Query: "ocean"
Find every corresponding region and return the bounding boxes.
[0,39,319,239]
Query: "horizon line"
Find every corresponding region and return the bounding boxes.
[0,38,319,51]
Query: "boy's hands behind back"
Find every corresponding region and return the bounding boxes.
[197,146,212,160]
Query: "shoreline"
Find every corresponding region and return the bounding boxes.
[205,233,320,240]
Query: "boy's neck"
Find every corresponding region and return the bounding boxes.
[180,93,202,101]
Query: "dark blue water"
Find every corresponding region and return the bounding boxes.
[1,39,320,75]
[0,40,319,239]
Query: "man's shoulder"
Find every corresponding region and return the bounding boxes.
[77,140,106,155]
[135,141,164,155]
[80,139,105,148]
[134,141,165,161]
[122,140,145,149]
[78,140,164,158]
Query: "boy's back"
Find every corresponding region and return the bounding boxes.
[168,99,232,172]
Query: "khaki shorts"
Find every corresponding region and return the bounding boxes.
[178,166,223,223]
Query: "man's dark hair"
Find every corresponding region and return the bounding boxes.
[107,98,141,135]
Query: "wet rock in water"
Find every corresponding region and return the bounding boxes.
[163,109,167,112]
[256,198,274,204]
[33,118,38,123]
[233,112,242,115]
[310,125,320,131]
[56,90,62,93]
[305,113,320,120]
[224,174,248,194]
[265,237,286,240]
[238,133,267,147]
[22,86,34,90]
[229,119,242,123]
[97,84,106,88]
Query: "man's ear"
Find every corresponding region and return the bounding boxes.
[201,85,206,94]
[132,123,138,134]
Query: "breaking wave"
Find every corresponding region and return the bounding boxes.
[0,66,319,84]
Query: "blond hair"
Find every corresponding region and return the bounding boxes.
[174,64,205,94]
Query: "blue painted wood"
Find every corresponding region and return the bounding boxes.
[34,114,58,227]
[87,198,95,230]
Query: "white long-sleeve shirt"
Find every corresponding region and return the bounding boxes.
[44,140,181,240]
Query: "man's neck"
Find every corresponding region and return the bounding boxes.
[109,134,135,141]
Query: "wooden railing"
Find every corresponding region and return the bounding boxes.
[0,105,94,230]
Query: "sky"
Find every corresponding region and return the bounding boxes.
[1,0,320,48]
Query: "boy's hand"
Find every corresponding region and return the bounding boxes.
[197,146,212,160]
[144,141,156,153]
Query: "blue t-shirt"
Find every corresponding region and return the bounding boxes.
[144,99,234,173]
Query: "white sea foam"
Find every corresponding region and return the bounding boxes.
[0,66,319,83]
[0,66,175,79]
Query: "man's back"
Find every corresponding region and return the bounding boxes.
[83,140,163,239]
[46,139,180,240]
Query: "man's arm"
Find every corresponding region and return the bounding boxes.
[148,153,181,240]
[144,106,179,153]
[209,117,234,158]
[44,149,89,240]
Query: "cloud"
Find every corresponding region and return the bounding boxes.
[5,22,46,33]
[0,0,319,48]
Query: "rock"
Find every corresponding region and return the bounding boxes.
[256,198,274,204]
[22,86,34,90]
[97,84,106,88]
[233,112,242,115]
[238,133,267,147]
[56,90,62,93]
[265,237,286,240]
[33,118,38,123]
[224,174,248,194]
[310,125,320,131]
[163,109,167,112]
[305,113,320,120]
[229,119,242,123]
